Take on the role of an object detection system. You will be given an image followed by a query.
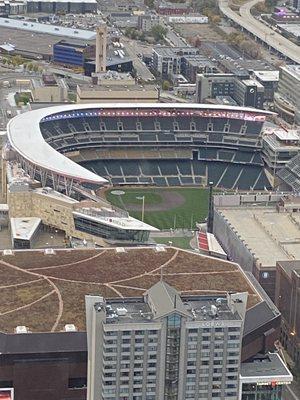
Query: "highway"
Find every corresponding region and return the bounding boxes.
[218,0,300,64]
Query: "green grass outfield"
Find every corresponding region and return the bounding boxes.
[153,236,193,249]
[105,187,209,230]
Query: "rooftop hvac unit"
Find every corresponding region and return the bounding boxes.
[155,245,166,252]
[3,249,14,256]
[44,248,55,255]
[64,324,77,332]
[116,247,126,253]
[211,304,218,316]
[15,325,28,334]
[116,307,127,316]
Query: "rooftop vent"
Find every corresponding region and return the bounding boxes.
[116,307,127,316]
[210,304,218,316]
[116,247,126,253]
[64,324,77,332]
[15,325,28,334]
[3,249,14,256]
[44,248,55,255]
[155,245,166,252]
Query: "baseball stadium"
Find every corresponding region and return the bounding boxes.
[6,103,274,231]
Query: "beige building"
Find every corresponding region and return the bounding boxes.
[5,161,157,247]
[77,71,159,103]
[31,76,68,103]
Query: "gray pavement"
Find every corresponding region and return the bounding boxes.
[121,36,155,81]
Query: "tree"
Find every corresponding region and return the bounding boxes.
[26,62,34,71]
[151,24,167,42]
[162,80,171,90]
[210,14,221,24]
[144,0,154,8]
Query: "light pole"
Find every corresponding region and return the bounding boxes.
[111,189,126,210]
[136,196,145,222]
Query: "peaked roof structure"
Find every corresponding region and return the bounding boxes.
[145,280,190,319]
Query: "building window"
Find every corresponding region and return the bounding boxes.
[167,314,181,327]
[68,377,87,389]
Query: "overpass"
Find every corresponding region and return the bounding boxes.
[218,0,300,64]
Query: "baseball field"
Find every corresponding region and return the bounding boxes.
[105,187,210,230]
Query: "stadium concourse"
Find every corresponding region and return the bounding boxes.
[7,103,273,193]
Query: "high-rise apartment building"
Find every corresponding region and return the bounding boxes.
[86,281,247,400]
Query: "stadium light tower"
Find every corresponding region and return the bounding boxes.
[207,181,214,234]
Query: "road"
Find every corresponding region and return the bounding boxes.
[218,0,300,64]
[121,37,155,81]
[165,28,188,47]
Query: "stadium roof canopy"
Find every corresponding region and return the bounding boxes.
[7,103,273,186]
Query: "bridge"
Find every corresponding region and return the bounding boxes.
[218,0,300,64]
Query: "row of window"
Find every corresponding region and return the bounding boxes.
[105,330,158,336]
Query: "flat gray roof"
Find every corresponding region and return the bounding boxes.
[240,353,293,381]
[217,206,300,267]
[0,17,96,40]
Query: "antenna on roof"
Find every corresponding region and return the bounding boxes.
[160,267,163,282]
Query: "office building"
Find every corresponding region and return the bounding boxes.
[152,46,199,79]
[234,79,264,109]
[196,73,235,102]
[240,353,293,399]
[30,74,69,103]
[252,71,279,102]
[77,82,159,103]
[53,40,95,68]
[196,74,265,109]
[86,281,247,400]
[276,260,300,366]
[274,65,300,123]
[262,127,300,176]
[138,14,159,32]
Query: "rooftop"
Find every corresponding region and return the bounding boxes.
[99,281,243,325]
[277,260,300,279]
[282,64,300,81]
[10,217,41,241]
[253,70,279,82]
[240,353,293,381]
[216,206,300,268]
[0,247,263,333]
[78,83,157,92]
[73,207,159,231]
[0,17,96,40]
[278,24,300,38]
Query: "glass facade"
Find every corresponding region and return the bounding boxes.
[242,383,283,400]
[164,314,181,400]
[74,215,150,242]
